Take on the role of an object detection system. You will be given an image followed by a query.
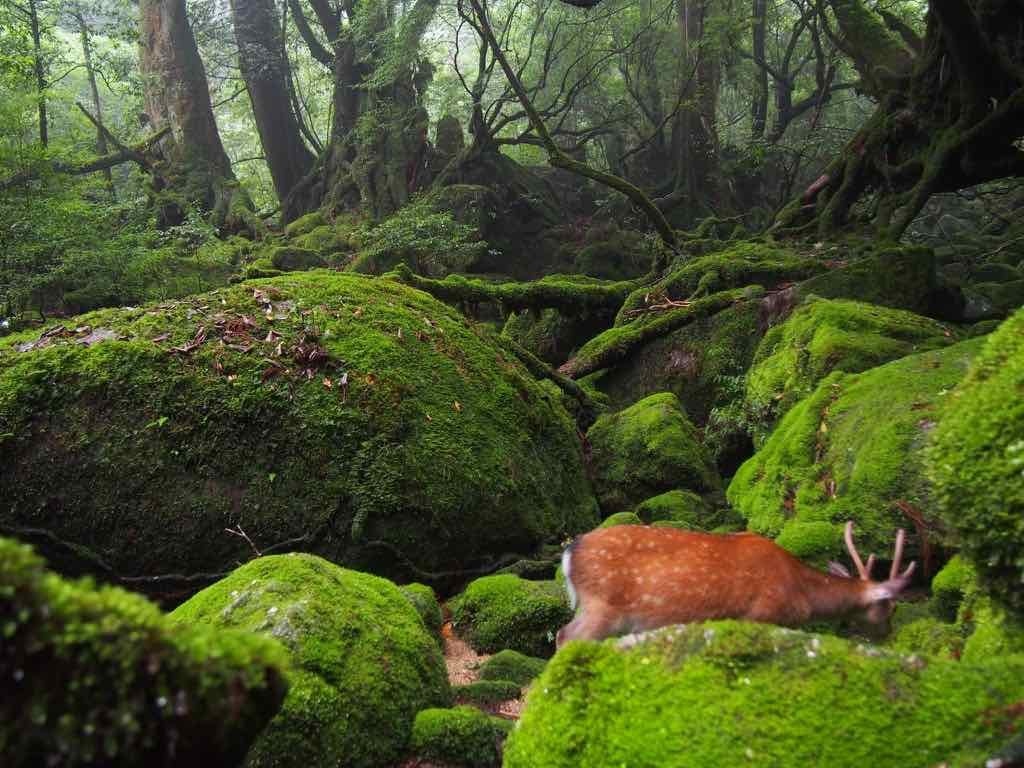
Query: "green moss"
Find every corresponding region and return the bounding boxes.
[170,553,450,767]
[572,230,649,281]
[728,339,983,562]
[889,616,963,659]
[0,537,287,767]
[293,225,353,257]
[599,511,644,527]
[0,272,597,586]
[747,297,956,423]
[284,211,326,238]
[927,309,1024,617]
[269,246,325,272]
[504,621,1024,768]
[478,650,547,685]
[244,257,284,279]
[449,575,572,657]
[400,582,443,639]
[408,706,502,767]
[453,679,522,705]
[634,489,707,527]
[932,555,974,621]
[502,307,612,367]
[587,393,721,513]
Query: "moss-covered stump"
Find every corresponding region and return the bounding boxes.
[587,393,720,514]
[747,297,956,424]
[408,706,503,768]
[928,309,1024,617]
[478,649,547,685]
[503,621,1024,768]
[727,338,982,562]
[448,574,571,657]
[0,537,287,767]
[170,553,450,767]
[0,272,598,590]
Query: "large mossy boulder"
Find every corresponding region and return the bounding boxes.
[504,621,1024,768]
[170,552,450,768]
[0,272,598,590]
[449,574,571,657]
[0,537,287,767]
[587,392,720,513]
[728,338,982,562]
[747,297,956,424]
[928,309,1024,616]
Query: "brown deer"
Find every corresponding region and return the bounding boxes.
[556,522,915,647]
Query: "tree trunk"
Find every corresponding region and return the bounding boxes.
[78,19,115,199]
[230,0,315,222]
[139,0,258,232]
[28,0,47,147]
[750,0,767,139]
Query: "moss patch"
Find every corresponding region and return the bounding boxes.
[478,650,547,685]
[504,621,1024,768]
[170,553,450,767]
[449,574,571,657]
[408,706,503,767]
[453,679,522,705]
[400,582,444,639]
[0,537,287,767]
[728,339,982,562]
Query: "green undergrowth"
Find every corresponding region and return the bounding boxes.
[408,706,504,767]
[504,621,1024,768]
[170,553,450,767]
[453,679,522,705]
[0,272,597,585]
[728,338,983,562]
[478,650,547,685]
[0,537,287,767]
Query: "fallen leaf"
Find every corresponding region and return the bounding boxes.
[323,378,333,389]
[453,401,462,412]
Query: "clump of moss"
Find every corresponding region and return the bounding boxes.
[408,706,503,768]
[634,489,707,528]
[889,617,964,659]
[504,620,1024,768]
[587,392,721,514]
[170,553,450,768]
[478,650,547,685]
[932,555,974,621]
[284,211,326,238]
[449,574,572,657]
[453,679,522,705]
[0,537,287,767]
[747,297,955,423]
[927,308,1024,617]
[0,272,597,588]
[269,246,325,272]
[728,338,982,562]
[400,582,443,639]
[599,511,644,527]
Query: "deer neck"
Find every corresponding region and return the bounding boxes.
[801,568,873,621]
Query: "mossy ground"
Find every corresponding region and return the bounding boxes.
[408,706,503,767]
[478,649,547,685]
[0,272,597,586]
[170,552,450,767]
[504,621,1024,768]
[587,392,720,513]
[728,338,983,562]
[0,537,287,767]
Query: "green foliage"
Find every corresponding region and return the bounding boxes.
[0,537,287,767]
[504,621,1024,768]
[587,392,721,513]
[728,339,982,562]
[408,706,502,768]
[449,574,572,657]
[478,649,547,685]
[170,552,451,768]
[928,309,1024,617]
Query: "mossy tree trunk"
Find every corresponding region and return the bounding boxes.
[772,0,1024,240]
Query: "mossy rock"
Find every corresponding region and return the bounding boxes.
[478,649,547,685]
[932,555,974,621]
[449,574,571,657]
[598,511,644,528]
[283,211,326,238]
[962,280,1024,321]
[244,257,284,279]
[634,489,708,528]
[747,297,956,425]
[453,679,522,705]
[293,225,354,257]
[972,263,1022,283]
[504,621,1024,768]
[572,230,649,281]
[400,581,444,639]
[502,305,613,367]
[408,706,503,768]
[587,392,721,514]
[0,272,597,591]
[615,241,824,322]
[269,246,325,272]
[170,553,450,767]
[0,537,287,767]
[927,309,1024,617]
[727,338,983,563]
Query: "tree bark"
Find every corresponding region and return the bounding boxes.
[28,0,47,147]
[229,0,315,221]
[750,0,768,139]
[78,18,115,198]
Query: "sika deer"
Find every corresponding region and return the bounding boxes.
[556,522,915,647]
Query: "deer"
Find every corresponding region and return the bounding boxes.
[556,521,916,647]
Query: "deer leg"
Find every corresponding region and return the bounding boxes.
[556,603,617,648]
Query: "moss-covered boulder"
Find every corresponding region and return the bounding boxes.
[598,510,644,528]
[928,309,1024,616]
[572,230,649,281]
[449,574,571,657]
[0,273,598,589]
[587,393,720,514]
[269,246,325,271]
[728,338,982,562]
[0,537,287,767]
[170,553,450,767]
[634,489,710,528]
[408,706,503,768]
[453,679,521,706]
[400,582,444,639]
[478,649,547,685]
[504,621,1024,768]
[747,297,956,424]
[283,211,326,238]
[962,280,1024,321]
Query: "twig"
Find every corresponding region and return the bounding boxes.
[225,524,262,557]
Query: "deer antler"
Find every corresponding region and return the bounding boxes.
[889,528,916,581]
[843,521,875,580]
